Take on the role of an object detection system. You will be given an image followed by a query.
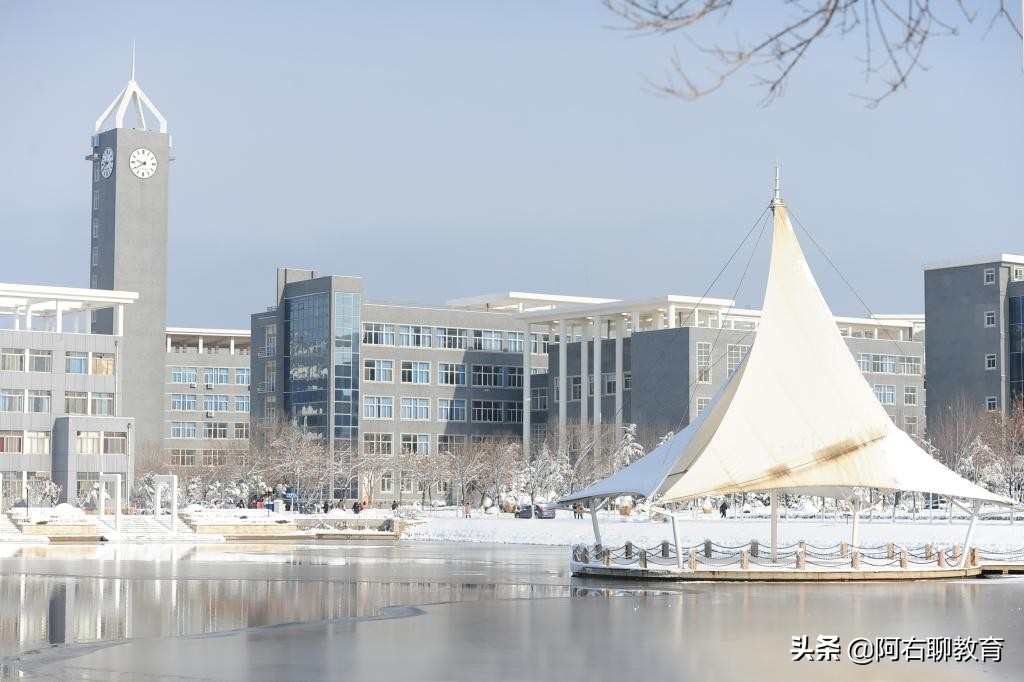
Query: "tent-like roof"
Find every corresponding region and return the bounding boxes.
[562,200,1011,506]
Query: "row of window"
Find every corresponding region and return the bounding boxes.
[0,389,114,416]
[873,384,918,406]
[363,433,518,457]
[856,354,922,375]
[0,430,125,455]
[983,266,1024,285]
[0,430,50,454]
[552,373,633,400]
[169,449,241,467]
[170,394,250,412]
[377,471,447,494]
[170,367,250,385]
[362,397,524,423]
[169,421,250,439]
[1,349,114,375]
[361,324,549,354]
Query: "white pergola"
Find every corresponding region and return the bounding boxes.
[0,283,138,335]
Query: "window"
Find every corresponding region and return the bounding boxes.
[91,246,98,266]
[588,376,595,397]
[235,368,251,385]
[64,391,88,415]
[1015,266,1024,282]
[379,471,393,493]
[171,449,197,466]
[27,350,51,372]
[507,332,525,353]
[531,387,548,411]
[27,390,50,413]
[438,362,466,385]
[236,395,250,412]
[0,431,23,453]
[0,389,23,412]
[871,355,897,374]
[171,421,198,438]
[504,367,523,389]
[624,372,631,390]
[530,333,549,354]
[91,393,114,416]
[362,323,396,345]
[436,328,468,349]
[471,400,522,423]
[986,396,998,411]
[1,348,24,372]
[727,344,750,375]
[91,353,114,376]
[171,394,197,411]
[171,366,197,383]
[76,431,101,454]
[898,356,922,375]
[204,394,230,412]
[696,397,711,414]
[985,311,996,328]
[401,434,430,454]
[984,268,996,285]
[363,396,394,419]
[856,353,871,372]
[364,359,394,382]
[204,450,228,466]
[471,365,504,387]
[696,342,712,383]
[873,385,895,405]
[438,398,467,421]
[904,386,918,406]
[400,397,429,420]
[438,434,465,455]
[904,416,918,436]
[234,422,250,439]
[601,373,616,396]
[401,470,414,492]
[204,422,229,439]
[570,376,582,401]
[473,330,504,351]
[363,433,393,455]
[985,354,997,370]
[103,432,127,454]
[203,367,230,384]
[401,361,430,384]
[399,325,432,347]
[24,431,50,454]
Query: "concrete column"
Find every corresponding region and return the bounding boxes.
[558,319,568,454]
[55,302,62,332]
[166,336,172,352]
[667,304,677,329]
[654,311,664,330]
[198,337,204,354]
[615,317,624,438]
[230,337,235,355]
[522,322,531,461]
[631,310,641,333]
[115,304,124,337]
[85,310,92,334]
[580,320,589,436]
[593,316,603,459]
[24,304,32,331]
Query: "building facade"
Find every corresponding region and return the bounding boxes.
[0,284,137,504]
[249,271,598,501]
[924,255,1024,425]
[164,328,251,468]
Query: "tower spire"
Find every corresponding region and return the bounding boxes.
[94,44,168,134]
[130,40,136,82]
[771,164,783,207]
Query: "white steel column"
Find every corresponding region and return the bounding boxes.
[166,335,172,352]
[198,336,204,354]
[589,497,603,546]
[115,304,124,337]
[558,319,568,454]
[960,501,979,568]
[614,317,624,439]
[229,337,235,355]
[55,302,63,332]
[580,320,589,436]
[522,322,532,461]
[593,316,603,460]
[851,498,861,547]
[770,491,779,561]
[631,310,640,333]
[667,304,677,329]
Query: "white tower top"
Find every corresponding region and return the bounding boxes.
[771,165,783,206]
[94,44,168,134]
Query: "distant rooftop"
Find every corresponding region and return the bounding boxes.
[447,291,619,312]
[0,282,137,316]
[922,254,1024,271]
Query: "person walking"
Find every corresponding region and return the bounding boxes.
[463,502,471,518]
[719,500,728,519]
[352,500,360,515]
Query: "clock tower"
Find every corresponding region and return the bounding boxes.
[87,54,171,450]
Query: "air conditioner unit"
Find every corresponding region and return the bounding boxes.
[205,383,214,389]
[189,382,197,388]
[206,411,215,418]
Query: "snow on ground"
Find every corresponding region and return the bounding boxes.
[403,509,1024,551]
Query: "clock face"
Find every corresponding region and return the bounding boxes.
[128,148,158,179]
[100,147,114,179]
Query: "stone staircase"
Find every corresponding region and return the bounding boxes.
[94,515,204,543]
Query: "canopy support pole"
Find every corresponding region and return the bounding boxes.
[589,497,603,547]
[671,509,683,569]
[960,500,979,568]
[769,491,778,562]
[851,497,861,548]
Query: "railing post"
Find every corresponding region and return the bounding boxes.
[887,542,894,560]
[851,551,860,569]
[662,540,670,559]
[741,548,749,570]
[925,544,934,560]
[625,541,633,560]
[689,547,697,571]
[900,549,908,569]
[581,547,590,564]
[603,547,612,566]
[952,544,960,564]
[751,540,759,557]
[937,547,946,568]
[639,549,648,569]
[797,545,807,570]
[841,541,848,558]
[704,539,712,558]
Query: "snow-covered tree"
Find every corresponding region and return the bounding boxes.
[611,423,647,473]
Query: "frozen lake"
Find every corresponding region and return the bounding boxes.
[1,542,1021,680]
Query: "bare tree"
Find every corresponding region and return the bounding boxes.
[478,437,523,506]
[441,439,488,506]
[927,393,990,480]
[606,1,1022,105]
[982,393,1024,501]
[352,449,394,505]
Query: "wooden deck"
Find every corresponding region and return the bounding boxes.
[572,562,1024,581]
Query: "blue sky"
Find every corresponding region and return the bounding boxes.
[0,1,1020,327]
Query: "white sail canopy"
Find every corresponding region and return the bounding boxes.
[562,201,1011,506]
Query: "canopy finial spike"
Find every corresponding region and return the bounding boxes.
[130,40,136,82]
[771,163,783,207]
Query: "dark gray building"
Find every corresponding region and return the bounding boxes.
[924,255,1024,424]
[251,271,567,501]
